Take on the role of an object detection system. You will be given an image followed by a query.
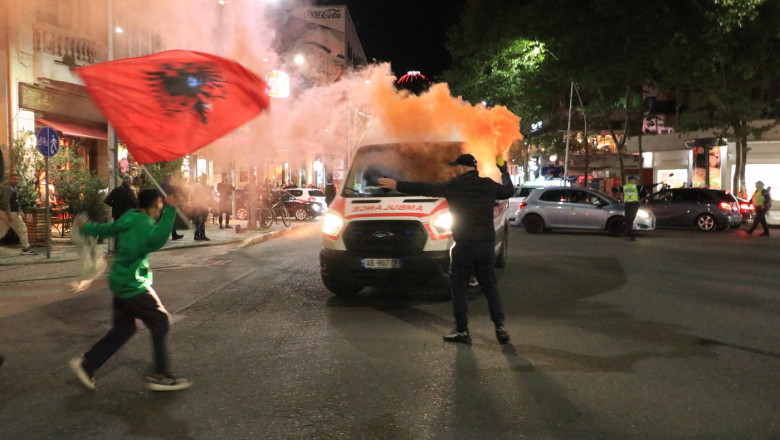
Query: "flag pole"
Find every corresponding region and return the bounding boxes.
[140,164,190,229]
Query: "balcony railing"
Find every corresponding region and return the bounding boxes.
[33,24,106,65]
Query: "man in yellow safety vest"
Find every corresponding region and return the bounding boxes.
[623,176,640,241]
[746,180,771,236]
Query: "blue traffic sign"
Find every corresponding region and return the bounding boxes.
[36,126,60,157]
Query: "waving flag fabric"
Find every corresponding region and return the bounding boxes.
[78,50,270,164]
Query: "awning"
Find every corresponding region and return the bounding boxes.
[36,118,107,140]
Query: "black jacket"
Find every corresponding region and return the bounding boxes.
[105,184,139,220]
[397,169,514,242]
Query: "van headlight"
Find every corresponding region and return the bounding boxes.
[322,213,344,237]
[636,209,650,219]
[431,212,453,236]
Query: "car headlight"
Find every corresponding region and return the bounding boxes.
[312,203,322,211]
[322,213,344,237]
[431,212,453,236]
[636,209,650,219]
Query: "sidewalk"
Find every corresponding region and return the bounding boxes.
[0,218,319,284]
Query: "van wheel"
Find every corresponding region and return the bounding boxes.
[321,275,362,296]
[495,223,509,268]
[696,214,717,231]
[523,215,544,234]
[607,216,626,236]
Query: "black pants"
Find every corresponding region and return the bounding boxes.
[83,289,171,375]
[193,207,208,239]
[449,241,505,331]
[624,202,640,238]
[749,207,769,234]
[218,209,231,227]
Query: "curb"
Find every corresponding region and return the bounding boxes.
[0,222,319,283]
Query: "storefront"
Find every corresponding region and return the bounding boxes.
[19,81,109,179]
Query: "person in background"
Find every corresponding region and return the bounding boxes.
[378,154,515,345]
[0,173,36,255]
[160,174,183,240]
[216,173,234,229]
[69,188,192,391]
[324,181,336,207]
[623,175,641,242]
[190,174,212,241]
[105,175,139,222]
[746,180,771,236]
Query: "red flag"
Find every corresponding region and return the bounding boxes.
[78,50,270,164]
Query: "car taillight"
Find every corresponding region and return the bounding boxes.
[308,197,316,202]
[518,202,527,210]
[740,202,755,212]
[719,202,732,211]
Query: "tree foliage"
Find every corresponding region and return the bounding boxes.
[444,0,779,187]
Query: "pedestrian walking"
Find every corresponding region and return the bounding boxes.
[746,181,771,236]
[69,188,192,391]
[378,154,515,345]
[191,174,213,241]
[623,175,641,241]
[0,173,36,255]
[216,172,234,229]
[160,174,184,240]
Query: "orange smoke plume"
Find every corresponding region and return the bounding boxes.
[363,70,522,176]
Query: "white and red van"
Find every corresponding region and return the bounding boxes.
[320,141,510,296]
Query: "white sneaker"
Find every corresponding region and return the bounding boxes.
[20,248,37,255]
[145,374,192,391]
[69,357,96,390]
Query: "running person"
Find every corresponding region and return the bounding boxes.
[69,188,192,391]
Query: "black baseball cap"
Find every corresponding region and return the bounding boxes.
[448,153,477,167]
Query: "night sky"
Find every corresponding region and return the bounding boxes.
[320,0,467,79]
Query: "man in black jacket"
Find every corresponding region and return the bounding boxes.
[105,175,139,221]
[378,153,515,345]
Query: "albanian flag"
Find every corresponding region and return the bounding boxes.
[78,50,270,164]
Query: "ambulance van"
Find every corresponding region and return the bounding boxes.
[319,141,510,296]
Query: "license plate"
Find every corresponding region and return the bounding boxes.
[361,258,402,269]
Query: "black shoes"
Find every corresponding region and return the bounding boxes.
[194,236,211,241]
[761,232,770,236]
[219,225,224,229]
[443,327,511,344]
[172,234,184,240]
[443,329,471,344]
[495,325,511,345]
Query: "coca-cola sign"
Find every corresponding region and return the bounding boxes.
[304,8,342,20]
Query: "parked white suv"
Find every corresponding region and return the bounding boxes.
[286,188,327,209]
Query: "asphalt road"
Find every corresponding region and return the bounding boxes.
[0,225,778,439]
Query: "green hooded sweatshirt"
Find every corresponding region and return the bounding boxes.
[82,206,175,298]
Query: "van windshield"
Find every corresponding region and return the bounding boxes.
[342,142,464,197]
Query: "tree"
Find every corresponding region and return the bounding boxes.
[1,132,43,209]
[656,0,779,195]
[444,0,778,189]
[445,0,679,183]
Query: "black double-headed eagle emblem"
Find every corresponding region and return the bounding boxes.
[146,63,225,124]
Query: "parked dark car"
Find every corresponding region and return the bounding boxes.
[233,188,323,221]
[642,188,742,231]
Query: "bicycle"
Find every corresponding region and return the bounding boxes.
[257,199,291,228]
